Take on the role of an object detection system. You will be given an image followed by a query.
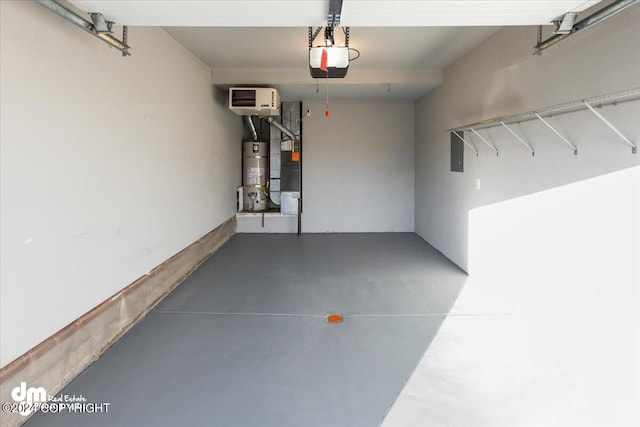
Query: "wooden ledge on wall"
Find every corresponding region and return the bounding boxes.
[0,216,236,427]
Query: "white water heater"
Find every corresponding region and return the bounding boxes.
[243,141,268,211]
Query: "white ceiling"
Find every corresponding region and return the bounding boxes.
[164,26,497,101]
[69,0,602,101]
[163,27,499,70]
[70,1,600,27]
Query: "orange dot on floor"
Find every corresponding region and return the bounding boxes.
[327,314,343,323]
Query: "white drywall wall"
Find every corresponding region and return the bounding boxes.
[387,6,640,427]
[414,8,640,271]
[0,1,242,366]
[301,102,415,232]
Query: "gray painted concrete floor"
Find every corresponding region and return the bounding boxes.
[26,233,467,427]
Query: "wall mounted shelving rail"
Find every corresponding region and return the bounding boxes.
[448,87,640,156]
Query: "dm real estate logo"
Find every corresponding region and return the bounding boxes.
[11,382,47,416]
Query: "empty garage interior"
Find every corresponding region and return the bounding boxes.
[1,0,639,426]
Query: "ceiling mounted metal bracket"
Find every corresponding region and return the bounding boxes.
[36,0,131,56]
[453,131,479,157]
[90,13,113,34]
[534,0,639,55]
[584,102,636,153]
[535,25,543,56]
[500,122,535,156]
[324,26,335,46]
[308,26,323,48]
[328,0,344,27]
[122,25,129,57]
[553,12,579,34]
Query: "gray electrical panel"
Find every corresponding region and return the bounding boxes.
[450,131,464,173]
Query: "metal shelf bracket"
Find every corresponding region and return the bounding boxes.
[470,127,499,156]
[500,122,535,156]
[448,87,639,157]
[453,131,478,156]
[584,102,636,154]
[534,114,578,155]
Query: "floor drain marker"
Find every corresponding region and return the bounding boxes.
[327,314,343,323]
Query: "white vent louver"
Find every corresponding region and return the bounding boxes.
[228,88,280,116]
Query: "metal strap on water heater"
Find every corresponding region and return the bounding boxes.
[246,184,269,195]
